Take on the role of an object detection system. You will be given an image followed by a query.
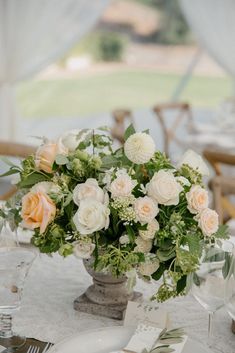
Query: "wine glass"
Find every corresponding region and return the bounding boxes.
[225,251,235,321]
[0,247,36,351]
[190,241,234,349]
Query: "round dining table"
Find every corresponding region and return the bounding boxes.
[11,253,235,353]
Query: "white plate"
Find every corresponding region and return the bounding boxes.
[48,326,213,353]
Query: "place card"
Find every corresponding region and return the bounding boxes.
[124,301,169,329]
[123,323,162,353]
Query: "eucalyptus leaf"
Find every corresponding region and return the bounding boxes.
[0,156,19,168]
[19,173,49,188]
[55,154,69,165]
[0,168,20,178]
[124,124,135,141]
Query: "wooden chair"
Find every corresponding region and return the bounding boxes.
[203,149,235,223]
[0,142,36,201]
[111,109,134,145]
[153,102,195,157]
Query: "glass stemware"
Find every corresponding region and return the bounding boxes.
[190,241,234,349]
[0,247,36,351]
[225,251,235,321]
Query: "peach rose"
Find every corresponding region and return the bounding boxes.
[186,185,209,214]
[35,141,68,174]
[134,196,159,225]
[198,208,219,236]
[21,191,56,233]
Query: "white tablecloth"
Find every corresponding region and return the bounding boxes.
[14,254,235,353]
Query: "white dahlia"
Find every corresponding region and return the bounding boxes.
[124,132,155,164]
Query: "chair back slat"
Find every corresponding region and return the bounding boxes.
[0,141,36,201]
[153,102,194,157]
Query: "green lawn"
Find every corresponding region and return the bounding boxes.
[17,70,232,118]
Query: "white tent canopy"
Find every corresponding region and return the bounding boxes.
[180,0,235,78]
[0,0,109,140]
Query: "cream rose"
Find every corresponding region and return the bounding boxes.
[73,199,110,235]
[21,191,56,233]
[110,173,136,198]
[58,129,92,152]
[198,208,219,236]
[147,170,182,206]
[139,219,159,240]
[134,236,152,253]
[134,196,159,225]
[186,185,209,214]
[178,149,209,176]
[138,255,160,276]
[73,240,95,259]
[35,141,68,174]
[73,178,106,206]
[124,132,155,164]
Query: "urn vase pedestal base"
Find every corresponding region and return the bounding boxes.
[74,260,142,320]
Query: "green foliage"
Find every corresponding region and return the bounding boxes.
[1,124,229,304]
[93,32,126,62]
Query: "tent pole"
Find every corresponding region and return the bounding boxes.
[171,47,203,102]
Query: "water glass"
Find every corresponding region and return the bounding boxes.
[0,247,36,351]
[190,241,234,349]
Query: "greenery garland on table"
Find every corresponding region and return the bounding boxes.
[0,125,228,301]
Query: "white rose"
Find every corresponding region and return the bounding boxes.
[134,196,159,225]
[124,132,155,164]
[73,178,107,206]
[134,236,152,253]
[138,255,159,276]
[178,149,209,176]
[139,219,159,240]
[110,173,137,198]
[31,181,60,194]
[58,129,90,152]
[73,199,110,235]
[119,234,130,245]
[73,240,95,259]
[197,208,219,236]
[147,170,182,206]
[186,185,209,214]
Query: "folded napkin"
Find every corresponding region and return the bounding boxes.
[110,324,187,353]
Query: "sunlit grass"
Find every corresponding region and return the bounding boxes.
[17,70,231,119]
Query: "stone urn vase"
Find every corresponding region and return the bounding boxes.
[74,259,142,320]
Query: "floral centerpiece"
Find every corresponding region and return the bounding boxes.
[1,126,228,303]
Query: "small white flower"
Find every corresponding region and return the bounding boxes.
[186,185,209,214]
[119,234,130,245]
[31,181,60,195]
[73,178,107,206]
[134,236,152,253]
[134,196,159,225]
[147,170,183,206]
[178,149,209,176]
[73,199,110,235]
[176,176,191,187]
[138,255,159,276]
[73,239,95,259]
[124,132,155,164]
[139,219,159,240]
[110,172,137,198]
[197,208,219,236]
[58,129,90,152]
